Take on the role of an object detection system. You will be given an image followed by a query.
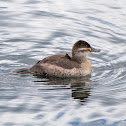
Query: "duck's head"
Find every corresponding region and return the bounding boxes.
[72,40,100,62]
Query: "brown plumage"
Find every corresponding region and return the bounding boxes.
[15,40,100,77]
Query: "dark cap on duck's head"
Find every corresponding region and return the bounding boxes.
[72,40,101,61]
[72,40,91,50]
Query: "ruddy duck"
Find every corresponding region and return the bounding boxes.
[15,40,100,77]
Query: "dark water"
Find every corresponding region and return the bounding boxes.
[0,0,126,126]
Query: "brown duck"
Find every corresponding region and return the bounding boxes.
[15,40,100,77]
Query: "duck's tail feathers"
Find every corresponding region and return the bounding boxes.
[14,68,31,74]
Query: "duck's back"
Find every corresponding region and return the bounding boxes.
[30,54,81,76]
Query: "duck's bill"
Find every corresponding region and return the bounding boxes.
[91,47,101,52]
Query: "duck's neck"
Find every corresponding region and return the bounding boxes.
[72,55,87,63]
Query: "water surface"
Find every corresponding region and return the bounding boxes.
[0,0,126,126]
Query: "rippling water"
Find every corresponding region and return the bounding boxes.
[0,0,126,126]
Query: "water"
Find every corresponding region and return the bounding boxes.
[0,0,126,126]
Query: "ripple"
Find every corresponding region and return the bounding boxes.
[1,0,126,125]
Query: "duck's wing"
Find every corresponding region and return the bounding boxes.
[30,54,80,73]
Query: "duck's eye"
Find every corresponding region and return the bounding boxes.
[85,44,90,48]
[85,45,88,48]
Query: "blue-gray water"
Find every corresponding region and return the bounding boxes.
[0,0,126,126]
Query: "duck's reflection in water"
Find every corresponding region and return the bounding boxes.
[71,82,91,102]
[34,74,92,103]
